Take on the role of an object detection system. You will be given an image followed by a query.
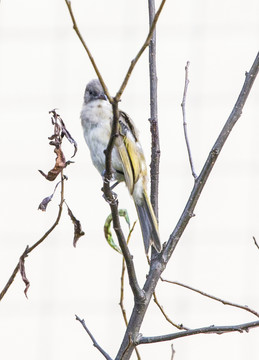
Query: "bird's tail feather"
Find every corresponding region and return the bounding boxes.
[134,192,161,253]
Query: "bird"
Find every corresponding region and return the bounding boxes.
[80,79,161,253]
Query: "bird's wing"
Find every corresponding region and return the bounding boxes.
[116,111,142,194]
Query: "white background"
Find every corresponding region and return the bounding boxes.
[0,0,259,359]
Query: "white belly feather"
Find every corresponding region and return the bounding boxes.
[81,100,123,177]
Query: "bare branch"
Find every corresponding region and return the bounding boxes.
[163,51,259,262]
[115,0,167,102]
[148,0,160,219]
[181,61,197,179]
[152,291,190,330]
[170,344,176,360]
[64,0,112,104]
[119,221,137,327]
[119,221,141,360]
[161,279,259,318]
[145,254,189,330]
[75,315,113,360]
[137,320,259,344]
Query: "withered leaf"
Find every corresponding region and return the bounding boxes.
[49,109,78,158]
[38,180,62,211]
[38,194,53,211]
[39,147,66,181]
[19,248,30,298]
[61,122,78,158]
[66,203,85,247]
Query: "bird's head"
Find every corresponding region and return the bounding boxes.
[84,79,107,104]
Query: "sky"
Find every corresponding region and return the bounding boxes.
[0,1,259,359]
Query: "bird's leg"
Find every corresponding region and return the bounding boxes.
[110,181,120,190]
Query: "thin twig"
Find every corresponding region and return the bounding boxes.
[137,320,259,344]
[75,315,112,360]
[115,0,167,102]
[253,236,259,251]
[119,221,137,326]
[64,0,112,104]
[153,291,189,330]
[119,221,141,360]
[145,254,189,330]
[181,61,197,179]
[161,279,259,318]
[170,344,176,360]
[0,174,65,301]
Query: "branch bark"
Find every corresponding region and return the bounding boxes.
[137,320,259,344]
[181,61,197,179]
[148,0,160,219]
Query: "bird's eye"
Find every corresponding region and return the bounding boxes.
[89,90,98,97]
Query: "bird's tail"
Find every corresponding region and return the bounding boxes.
[134,191,161,253]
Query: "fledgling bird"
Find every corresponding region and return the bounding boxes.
[80,79,161,253]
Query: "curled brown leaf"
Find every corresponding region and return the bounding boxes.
[49,109,78,157]
[39,147,66,181]
[65,203,85,247]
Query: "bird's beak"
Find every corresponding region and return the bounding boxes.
[97,93,107,101]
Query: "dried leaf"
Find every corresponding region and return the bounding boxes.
[104,209,131,254]
[19,248,30,298]
[38,180,62,211]
[49,109,78,158]
[39,147,66,181]
[38,194,53,211]
[60,118,78,158]
[66,203,85,247]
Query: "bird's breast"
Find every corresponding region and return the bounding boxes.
[81,100,113,174]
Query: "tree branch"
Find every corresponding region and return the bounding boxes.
[152,290,190,330]
[137,320,259,344]
[181,61,197,179]
[161,279,259,318]
[163,51,259,262]
[75,315,113,360]
[148,0,160,219]
[115,0,167,102]
[64,0,112,104]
